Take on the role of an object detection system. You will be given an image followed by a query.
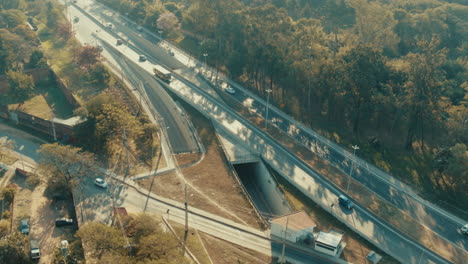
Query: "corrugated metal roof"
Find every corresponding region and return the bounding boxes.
[316,231,343,248]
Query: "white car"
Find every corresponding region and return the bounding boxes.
[462,224,468,235]
[106,23,113,29]
[60,240,69,256]
[94,178,108,188]
[224,86,235,94]
[136,26,143,31]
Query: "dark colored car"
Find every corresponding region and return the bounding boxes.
[20,219,29,235]
[55,218,73,227]
[338,194,353,210]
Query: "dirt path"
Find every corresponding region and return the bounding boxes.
[14,176,75,264]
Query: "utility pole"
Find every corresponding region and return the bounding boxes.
[307,46,312,111]
[51,118,57,141]
[279,217,289,264]
[346,145,359,193]
[265,89,273,130]
[122,127,130,177]
[184,184,189,236]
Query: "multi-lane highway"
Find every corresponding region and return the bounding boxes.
[66,1,466,263]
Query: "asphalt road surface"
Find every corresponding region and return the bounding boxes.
[68,4,198,154]
[67,1,464,263]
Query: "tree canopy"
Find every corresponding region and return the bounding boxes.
[37,143,98,192]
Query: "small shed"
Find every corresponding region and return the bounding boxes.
[270,211,316,244]
[314,231,344,256]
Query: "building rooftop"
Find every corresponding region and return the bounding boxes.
[270,211,316,231]
[316,231,343,248]
[53,116,85,127]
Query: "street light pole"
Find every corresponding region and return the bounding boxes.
[307,46,312,111]
[346,145,359,193]
[265,89,272,130]
[203,53,208,74]
[158,30,163,41]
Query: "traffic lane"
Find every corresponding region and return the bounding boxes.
[271,242,328,264]
[78,1,185,70]
[121,187,272,255]
[170,77,453,263]
[0,120,45,161]
[81,2,464,250]
[76,177,115,225]
[67,3,452,260]
[71,6,198,155]
[121,58,198,153]
[230,87,468,249]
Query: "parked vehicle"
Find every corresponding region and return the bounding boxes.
[30,239,41,259]
[139,54,147,62]
[461,224,468,235]
[136,26,143,31]
[60,240,69,256]
[94,177,108,188]
[338,194,353,210]
[20,219,29,235]
[55,218,74,227]
[116,39,123,45]
[73,16,79,23]
[106,23,113,29]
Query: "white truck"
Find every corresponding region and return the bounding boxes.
[30,240,41,259]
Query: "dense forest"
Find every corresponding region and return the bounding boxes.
[97,0,468,207]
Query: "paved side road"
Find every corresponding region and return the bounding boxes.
[83,0,468,254]
[66,1,464,263]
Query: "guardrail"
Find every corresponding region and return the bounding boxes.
[68,4,456,263]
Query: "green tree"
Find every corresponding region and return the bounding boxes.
[37,143,98,192]
[0,29,30,72]
[0,187,16,204]
[126,214,160,243]
[0,136,15,161]
[341,45,390,137]
[88,63,111,87]
[77,45,102,70]
[57,22,73,41]
[46,8,61,28]
[403,38,447,150]
[0,232,31,264]
[156,12,180,39]
[76,222,126,259]
[0,10,26,28]
[6,70,35,105]
[0,220,9,238]
[447,143,468,189]
[135,232,185,263]
[28,50,46,68]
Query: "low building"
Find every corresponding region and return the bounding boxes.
[314,230,344,257]
[270,211,316,244]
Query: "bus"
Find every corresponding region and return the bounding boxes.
[153,65,172,83]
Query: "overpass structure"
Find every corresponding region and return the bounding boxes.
[69,2,466,263]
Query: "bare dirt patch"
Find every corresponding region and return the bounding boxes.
[13,173,77,264]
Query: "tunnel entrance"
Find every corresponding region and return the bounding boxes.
[234,161,292,220]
